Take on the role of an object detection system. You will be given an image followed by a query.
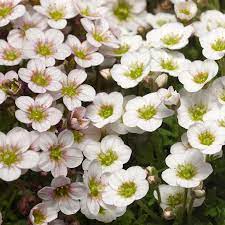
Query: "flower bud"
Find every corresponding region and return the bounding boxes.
[192,189,206,199]
[155,73,168,88]
[100,69,111,80]
[147,175,160,185]
[163,207,175,220]
[146,166,157,176]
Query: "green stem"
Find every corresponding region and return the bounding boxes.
[187,196,195,225]
[136,200,161,222]
[156,186,161,204]
[182,188,188,223]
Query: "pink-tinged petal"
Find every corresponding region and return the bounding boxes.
[0,91,6,104]
[63,148,83,168]
[70,182,87,200]
[66,35,81,49]
[6,127,31,152]
[51,176,71,187]
[45,29,64,44]
[18,68,32,82]
[0,132,6,148]
[77,84,96,102]
[68,69,87,85]
[52,162,68,177]
[35,93,53,108]
[5,71,18,80]
[46,108,62,125]
[88,52,104,66]
[27,58,46,72]
[38,187,55,200]
[17,151,39,169]
[39,152,53,171]
[25,28,45,42]
[54,44,71,60]
[10,5,26,20]
[46,67,63,81]
[59,198,80,215]
[0,166,21,182]
[48,19,67,30]
[32,120,51,132]
[15,96,34,111]
[58,130,74,148]
[15,110,31,124]
[80,18,95,33]
[39,132,57,151]
[87,197,100,215]
[63,96,81,111]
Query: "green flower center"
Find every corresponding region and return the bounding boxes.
[73,130,85,143]
[99,105,114,119]
[36,43,52,57]
[125,64,144,80]
[28,107,46,122]
[89,177,103,198]
[31,72,50,87]
[193,72,208,84]
[93,32,105,42]
[118,181,137,198]
[98,149,118,166]
[179,8,190,15]
[156,19,167,27]
[81,7,90,16]
[138,105,157,120]
[33,209,46,225]
[74,49,86,59]
[161,34,181,46]
[167,192,184,208]
[0,5,12,18]
[113,0,131,21]
[161,59,178,71]
[49,10,64,21]
[211,38,225,51]
[198,131,215,146]
[62,85,77,97]
[55,185,69,197]
[22,23,34,31]
[219,91,225,102]
[188,104,207,121]
[3,49,20,61]
[0,150,18,166]
[219,119,225,127]
[50,145,62,161]
[177,163,197,180]
[113,44,129,55]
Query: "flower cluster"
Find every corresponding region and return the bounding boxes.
[0,0,225,224]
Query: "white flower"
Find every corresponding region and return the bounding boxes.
[193,10,225,37]
[72,125,101,151]
[83,135,132,173]
[0,0,25,27]
[187,121,225,155]
[86,92,123,128]
[146,12,177,28]
[103,0,146,33]
[177,89,220,129]
[19,59,63,93]
[82,160,109,215]
[34,0,77,29]
[178,59,218,92]
[174,1,197,21]
[146,22,193,50]
[81,202,126,223]
[81,18,119,48]
[162,149,213,188]
[158,86,180,106]
[101,34,143,57]
[111,51,151,88]
[38,176,87,215]
[170,133,190,154]
[15,93,63,132]
[102,166,149,207]
[0,39,22,66]
[0,71,18,104]
[150,48,190,77]
[29,203,58,225]
[123,93,174,132]
[66,35,104,68]
[209,77,225,105]
[23,28,71,66]
[38,130,83,177]
[55,69,96,111]
[74,0,105,20]
[8,9,48,48]
[199,28,225,60]
[154,184,204,210]
[0,127,39,182]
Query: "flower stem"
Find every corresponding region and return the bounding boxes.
[187,196,195,224]
[182,188,188,223]
[156,186,161,204]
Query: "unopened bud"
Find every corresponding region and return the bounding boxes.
[147,175,160,185]
[192,189,206,199]
[146,166,157,176]
[163,207,175,220]
[155,73,168,88]
[100,69,111,80]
